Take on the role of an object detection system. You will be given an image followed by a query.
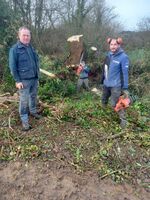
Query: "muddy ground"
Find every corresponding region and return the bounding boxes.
[0,93,150,200]
[0,161,150,200]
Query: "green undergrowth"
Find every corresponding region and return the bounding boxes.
[0,91,150,188]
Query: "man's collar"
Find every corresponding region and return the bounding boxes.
[17,41,30,48]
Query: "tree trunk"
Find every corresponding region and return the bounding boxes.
[65,35,84,67]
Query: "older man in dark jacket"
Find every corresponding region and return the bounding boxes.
[9,26,41,131]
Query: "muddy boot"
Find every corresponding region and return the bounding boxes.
[22,122,32,131]
[120,118,127,129]
[118,109,127,129]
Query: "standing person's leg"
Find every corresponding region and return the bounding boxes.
[110,87,121,107]
[101,86,111,107]
[83,78,90,90]
[19,80,31,130]
[77,78,83,92]
[111,87,127,128]
[118,109,126,128]
[29,79,41,119]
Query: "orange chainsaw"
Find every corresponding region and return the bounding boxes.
[114,95,131,112]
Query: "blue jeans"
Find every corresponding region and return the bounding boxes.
[19,79,38,124]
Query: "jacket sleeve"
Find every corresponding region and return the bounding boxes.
[9,47,21,83]
[84,66,90,73]
[100,56,110,84]
[32,46,40,68]
[100,64,105,84]
[121,55,129,89]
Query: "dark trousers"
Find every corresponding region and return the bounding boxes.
[101,86,126,126]
[102,86,121,107]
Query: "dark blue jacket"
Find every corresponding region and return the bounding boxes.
[101,48,129,89]
[9,41,39,82]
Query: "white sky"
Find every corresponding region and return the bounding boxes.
[106,0,150,30]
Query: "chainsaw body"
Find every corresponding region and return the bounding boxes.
[114,95,131,112]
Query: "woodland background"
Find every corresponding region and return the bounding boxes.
[0,0,150,191]
[0,0,150,97]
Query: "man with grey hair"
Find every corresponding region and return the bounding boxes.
[9,26,41,131]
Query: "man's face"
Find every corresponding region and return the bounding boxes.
[109,39,120,53]
[18,28,31,45]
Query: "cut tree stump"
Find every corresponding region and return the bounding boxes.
[65,35,84,67]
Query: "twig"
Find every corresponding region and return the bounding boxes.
[140,166,150,173]
[0,140,15,145]
[100,169,123,179]
[0,92,11,97]
[0,93,19,103]
[0,98,19,103]
[8,111,15,130]
[99,131,125,141]
[39,100,52,108]
[0,103,9,108]
[0,145,4,157]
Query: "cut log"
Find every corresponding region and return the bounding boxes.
[65,35,84,67]
[40,68,56,78]
[67,35,83,42]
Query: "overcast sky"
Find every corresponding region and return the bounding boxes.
[106,0,150,30]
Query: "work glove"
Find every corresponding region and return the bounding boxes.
[122,89,129,98]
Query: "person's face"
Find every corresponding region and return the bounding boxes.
[109,39,120,53]
[18,28,31,45]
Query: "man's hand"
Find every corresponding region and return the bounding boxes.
[122,89,129,97]
[16,82,24,89]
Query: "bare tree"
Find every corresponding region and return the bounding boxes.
[91,0,117,26]
[74,0,93,32]
[5,0,123,55]
[137,17,150,31]
[9,0,34,28]
[34,0,44,31]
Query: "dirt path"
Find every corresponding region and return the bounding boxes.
[0,161,149,200]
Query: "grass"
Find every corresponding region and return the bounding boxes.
[0,90,150,187]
